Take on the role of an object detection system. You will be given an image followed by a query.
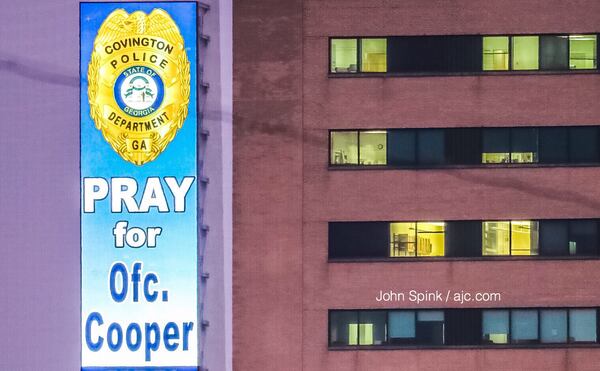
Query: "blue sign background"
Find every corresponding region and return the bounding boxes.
[80,2,198,368]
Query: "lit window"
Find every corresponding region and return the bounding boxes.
[511,221,539,256]
[416,222,445,257]
[569,309,597,343]
[358,311,387,345]
[482,310,509,344]
[482,221,510,256]
[390,222,416,257]
[361,38,387,72]
[512,36,539,70]
[511,310,539,344]
[330,131,358,165]
[483,36,509,71]
[359,131,387,165]
[330,39,358,73]
[569,35,597,70]
[390,222,445,257]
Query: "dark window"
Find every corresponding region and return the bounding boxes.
[569,220,598,256]
[329,222,389,259]
[445,309,482,345]
[387,129,416,166]
[540,220,569,256]
[482,128,510,163]
[445,221,482,257]
[445,128,482,165]
[416,311,445,345]
[417,129,445,165]
[329,311,358,346]
[539,127,569,164]
[387,36,482,73]
[511,127,538,163]
[540,35,569,70]
[569,127,599,163]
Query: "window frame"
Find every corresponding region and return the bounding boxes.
[329,126,600,170]
[328,219,600,262]
[329,308,600,349]
[328,33,599,77]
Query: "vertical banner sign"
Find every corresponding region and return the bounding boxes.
[80,2,198,369]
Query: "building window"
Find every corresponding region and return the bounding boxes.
[390,222,445,257]
[482,221,538,256]
[330,219,598,260]
[541,310,568,343]
[329,311,358,346]
[482,128,510,163]
[388,311,416,344]
[483,36,509,71]
[330,131,358,165]
[569,127,599,163]
[330,308,599,348]
[331,126,599,168]
[511,309,539,344]
[361,38,387,72]
[416,311,445,345]
[482,310,509,344]
[569,35,597,69]
[331,33,598,75]
[330,38,358,73]
[482,221,510,255]
[511,127,538,163]
[540,35,569,70]
[569,309,597,343]
[512,36,539,70]
[358,311,387,345]
[359,131,387,165]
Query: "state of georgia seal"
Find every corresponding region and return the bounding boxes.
[87,9,190,166]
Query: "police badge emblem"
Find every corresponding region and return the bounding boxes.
[88,9,190,165]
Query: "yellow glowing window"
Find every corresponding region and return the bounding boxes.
[390,222,445,257]
[511,220,539,256]
[482,153,510,164]
[482,221,510,256]
[416,222,445,257]
[331,39,358,73]
[512,36,539,70]
[570,35,597,69]
[330,131,358,165]
[390,222,416,257]
[348,323,374,345]
[483,221,539,256]
[511,152,536,163]
[483,36,509,71]
[361,38,387,72]
[359,131,387,165]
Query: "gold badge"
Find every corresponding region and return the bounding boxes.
[88,9,190,165]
